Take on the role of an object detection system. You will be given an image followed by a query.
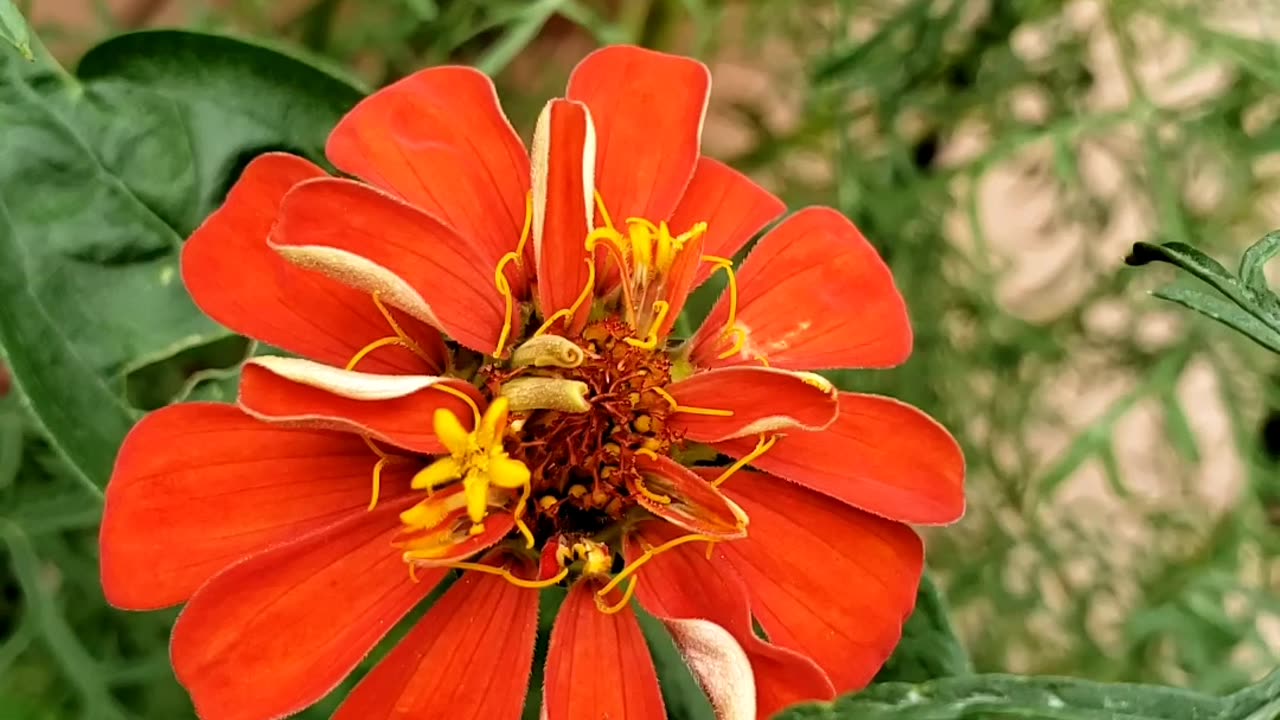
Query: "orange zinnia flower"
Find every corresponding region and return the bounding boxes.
[99,46,965,720]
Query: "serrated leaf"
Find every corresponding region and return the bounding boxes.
[779,674,1224,720]
[0,0,32,61]
[874,573,972,684]
[0,200,134,494]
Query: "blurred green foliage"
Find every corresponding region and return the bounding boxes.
[1,0,1279,718]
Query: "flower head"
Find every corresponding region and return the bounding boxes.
[100,45,966,720]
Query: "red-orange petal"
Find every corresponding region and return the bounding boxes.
[171,496,446,720]
[543,579,666,720]
[531,98,595,333]
[99,403,407,610]
[665,366,839,442]
[181,153,445,374]
[237,357,483,454]
[688,207,912,371]
[326,67,532,292]
[674,158,786,289]
[625,520,836,719]
[716,392,965,525]
[271,177,509,353]
[566,45,709,223]
[634,454,748,539]
[332,563,538,720]
[710,470,923,694]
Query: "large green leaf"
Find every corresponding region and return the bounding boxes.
[0,200,134,494]
[0,31,363,487]
[0,0,31,61]
[0,30,362,380]
[780,674,1229,719]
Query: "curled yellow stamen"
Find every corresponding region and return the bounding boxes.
[632,474,671,505]
[372,292,432,362]
[624,300,670,350]
[533,257,596,337]
[367,457,389,511]
[593,190,615,231]
[585,227,636,325]
[512,481,535,549]
[596,532,718,598]
[345,336,404,371]
[717,326,747,361]
[703,256,746,360]
[595,575,638,614]
[430,383,482,427]
[648,386,734,418]
[712,434,777,487]
[492,252,520,358]
[409,560,570,589]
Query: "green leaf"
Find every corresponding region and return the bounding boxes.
[1153,285,1280,354]
[0,30,363,379]
[0,0,32,61]
[874,573,972,684]
[1126,237,1280,355]
[1214,671,1280,720]
[778,674,1224,719]
[0,200,134,493]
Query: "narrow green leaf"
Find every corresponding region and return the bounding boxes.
[1125,242,1247,308]
[0,0,32,61]
[0,200,134,493]
[874,573,972,683]
[779,674,1223,720]
[1153,285,1280,354]
[1216,671,1280,720]
[1237,230,1280,298]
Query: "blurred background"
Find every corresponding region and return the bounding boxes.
[3,0,1280,717]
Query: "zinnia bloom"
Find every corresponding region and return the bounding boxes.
[100,45,965,720]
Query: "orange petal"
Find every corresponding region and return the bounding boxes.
[634,454,747,539]
[237,357,483,454]
[326,67,532,292]
[673,158,786,289]
[688,207,911,371]
[625,520,836,719]
[665,366,839,442]
[716,392,965,525]
[543,579,666,720]
[710,470,923,694]
[171,496,446,720]
[271,177,509,353]
[332,562,539,720]
[566,45,709,222]
[181,153,445,373]
[99,403,407,610]
[531,98,596,333]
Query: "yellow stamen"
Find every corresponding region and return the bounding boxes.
[648,385,734,418]
[717,325,747,361]
[532,257,596,337]
[596,532,718,598]
[516,190,534,260]
[430,384,482,427]
[703,256,746,360]
[632,474,671,505]
[593,190,615,232]
[492,251,520,358]
[409,560,570,590]
[595,575,638,614]
[712,434,778,487]
[367,457,388,511]
[345,336,404,371]
[585,224,636,326]
[624,300,670,350]
[372,292,432,362]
